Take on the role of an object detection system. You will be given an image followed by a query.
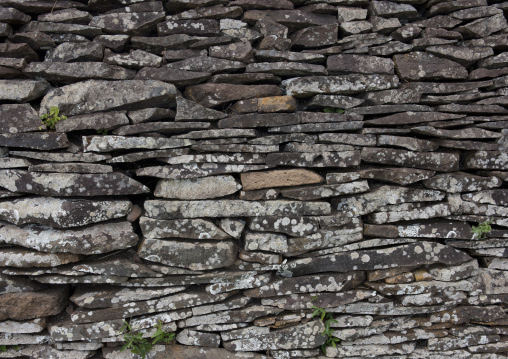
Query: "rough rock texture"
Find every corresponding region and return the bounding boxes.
[0,1,507,358]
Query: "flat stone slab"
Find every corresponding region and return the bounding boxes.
[266,151,361,168]
[0,247,82,268]
[23,62,135,83]
[241,169,323,190]
[90,12,166,36]
[280,181,369,200]
[0,133,69,151]
[394,52,468,81]
[462,190,508,206]
[0,221,138,255]
[0,80,50,102]
[145,200,331,219]
[464,151,508,170]
[137,164,271,179]
[284,74,399,97]
[423,173,502,193]
[140,218,231,240]
[0,170,149,196]
[55,111,130,132]
[0,288,69,321]
[154,175,241,199]
[0,197,132,228]
[40,80,177,116]
[287,242,472,276]
[0,104,41,133]
[83,135,194,152]
[10,151,110,163]
[361,148,460,171]
[356,167,435,185]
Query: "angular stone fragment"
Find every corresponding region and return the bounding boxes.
[305,94,364,110]
[0,288,68,321]
[464,151,508,170]
[140,218,230,240]
[319,133,376,146]
[426,45,493,67]
[0,80,49,102]
[112,121,210,136]
[104,48,162,69]
[377,135,438,152]
[21,21,102,37]
[191,143,277,153]
[248,216,319,237]
[175,96,226,121]
[0,221,138,255]
[0,133,68,151]
[287,242,472,276]
[154,176,241,199]
[358,167,435,185]
[456,14,507,38]
[368,203,452,224]
[137,164,269,179]
[327,54,394,74]
[366,112,464,126]
[369,1,418,19]
[291,24,337,48]
[0,197,131,228]
[412,126,501,140]
[209,42,254,63]
[283,74,399,97]
[394,52,468,81]
[218,113,298,128]
[131,34,203,54]
[281,181,369,200]
[158,19,219,36]
[24,62,135,83]
[166,56,245,74]
[0,170,149,196]
[185,83,282,108]
[44,42,103,63]
[11,151,109,163]
[462,190,508,206]
[138,238,237,270]
[83,136,192,152]
[176,329,220,347]
[55,111,129,132]
[240,169,323,190]
[361,148,459,171]
[246,62,327,76]
[243,10,336,30]
[423,173,502,193]
[145,200,331,219]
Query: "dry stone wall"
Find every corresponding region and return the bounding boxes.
[0,0,508,358]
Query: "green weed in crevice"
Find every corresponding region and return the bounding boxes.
[120,319,175,359]
[40,106,67,130]
[310,296,340,355]
[472,217,493,239]
[323,107,345,114]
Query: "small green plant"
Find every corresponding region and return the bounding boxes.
[0,345,19,352]
[472,217,493,239]
[323,107,345,114]
[97,129,108,135]
[40,106,67,130]
[310,296,340,355]
[120,320,175,359]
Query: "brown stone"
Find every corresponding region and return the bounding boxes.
[0,288,69,321]
[240,169,324,190]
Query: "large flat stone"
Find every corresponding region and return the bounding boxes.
[154,175,241,199]
[0,221,138,255]
[0,247,82,268]
[287,242,472,276]
[144,200,331,219]
[90,12,166,36]
[0,133,69,150]
[240,169,323,190]
[83,135,193,152]
[138,238,237,270]
[361,148,460,171]
[283,74,399,97]
[0,170,149,196]
[140,218,231,240]
[23,62,135,83]
[136,164,270,179]
[423,173,502,193]
[40,80,177,116]
[55,111,129,132]
[135,66,211,87]
[327,54,394,74]
[0,80,49,102]
[266,151,361,167]
[0,104,41,133]
[464,151,508,170]
[394,52,468,81]
[0,197,131,228]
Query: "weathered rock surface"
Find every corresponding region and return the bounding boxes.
[0,288,69,321]
[394,52,468,81]
[0,80,49,102]
[140,218,230,240]
[240,169,323,190]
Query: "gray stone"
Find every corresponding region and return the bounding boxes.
[104,345,269,359]
[464,151,508,170]
[394,52,468,81]
[0,170,149,196]
[462,190,508,206]
[0,221,138,255]
[0,197,131,228]
[0,288,69,321]
[83,135,193,152]
[361,148,460,171]
[44,42,103,63]
[175,96,227,121]
[131,34,203,54]
[136,164,270,179]
[220,219,245,239]
[369,1,418,19]
[111,121,210,136]
[37,8,91,24]
[255,50,325,63]
[456,13,507,38]
[287,242,471,276]
[319,133,376,146]
[10,151,110,163]
[55,111,130,132]
[135,66,211,87]
[268,121,363,133]
[426,45,494,67]
[140,218,230,240]
[0,80,49,102]
[21,21,102,37]
[0,133,68,151]
[0,248,82,268]
[29,161,112,173]
[167,56,245,74]
[103,48,162,69]
[0,104,41,133]
[334,185,444,216]
[218,113,297,128]
[90,12,165,36]
[357,167,435,185]
[0,272,45,294]
[94,34,130,52]
[243,10,336,30]
[127,107,174,123]
[412,126,501,139]
[154,175,241,199]
[138,238,237,270]
[377,135,438,151]
[144,200,331,219]
[423,173,502,193]
[266,151,361,168]
[246,62,327,76]
[284,142,354,152]
[40,80,177,116]
[158,19,219,36]
[305,94,364,110]
[248,216,320,237]
[0,7,31,24]
[209,42,254,62]
[176,329,220,347]
[191,143,277,153]
[0,318,46,334]
[283,74,399,97]
[243,231,288,253]
[327,54,394,74]
[367,203,452,224]
[291,24,338,48]
[281,181,369,200]
[366,111,464,125]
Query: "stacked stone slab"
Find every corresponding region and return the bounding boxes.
[0,0,508,358]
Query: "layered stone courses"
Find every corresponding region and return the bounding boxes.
[0,0,507,358]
